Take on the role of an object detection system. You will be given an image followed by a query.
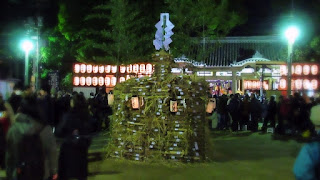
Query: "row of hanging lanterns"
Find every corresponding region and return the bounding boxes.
[279,78,318,90]
[74,63,154,74]
[280,64,319,76]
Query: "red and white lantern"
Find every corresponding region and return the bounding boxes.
[120,66,126,73]
[303,65,310,75]
[311,65,319,75]
[111,77,117,86]
[74,64,80,73]
[86,77,92,86]
[105,65,111,73]
[86,64,92,73]
[111,66,117,73]
[74,77,80,86]
[80,77,86,86]
[98,77,104,86]
[92,77,98,86]
[80,64,86,73]
[99,66,104,73]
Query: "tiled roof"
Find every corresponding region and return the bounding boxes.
[175,36,287,67]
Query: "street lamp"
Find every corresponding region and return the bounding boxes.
[21,40,33,87]
[285,26,299,96]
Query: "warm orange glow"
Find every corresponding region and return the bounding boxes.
[311,65,319,75]
[303,65,310,75]
[140,64,145,73]
[295,79,302,90]
[303,79,310,89]
[252,81,257,89]
[295,65,302,75]
[93,65,98,73]
[92,77,98,86]
[74,77,80,86]
[74,64,80,73]
[280,79,286,89]
[127,65,132,73]
[86,64,92,73]
[131,96,140,109]
[170,100,178,112]
[105,77,111,86]
[133,64,139,74]
[98,77,104,86]
[311,79,318,90]
[111,77,117,86]
[80,64,86,73]
[86,77,92,86]
[80,77,86,86]
[111,66,117,73]
[146,64,153,73]
[120,66,126,73]
[99,66,104,73]
[280,65,287,76]
[105,65,111,73]
[119,77,125,83]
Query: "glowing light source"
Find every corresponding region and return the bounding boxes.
[92,77,98,86]
[86,64,92,73]
[99,66,104,73]
[74,77,80,86]
[311,79,318,90]
[285,26,299,45]
[133,64,139,73]
[120,66,126,73]
[111,77,117,86]
[74,64,80,73]
[280,79,286,89]
[86,77,92,86]
[303,65,310,75]
[294,65,302,75]
[146,64,153,73]
[105,77,111,86]
[93,65,99,73]
[80,77,86,86]
[140,64,145,73]
[311,65,319,75]
[80,64,86,73]
[127,65,132,73]
[295,79,302,90]
[98,77,104,86]
[131,96,140,109]
[105,65,111,73]
[303,79,310,89]
[111,66,117,73]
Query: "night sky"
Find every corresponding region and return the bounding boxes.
[0,0,318,39]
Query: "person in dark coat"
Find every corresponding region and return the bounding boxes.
[6,94,58,180]
[262,96,277,131]
[249,94,262,132]
[240,94,250,130]
[55,94,91,180]
[228,94,240,132]
[216,95,228,130]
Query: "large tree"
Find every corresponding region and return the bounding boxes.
[165,0,245,60]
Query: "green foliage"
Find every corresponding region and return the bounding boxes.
[61,72,73,91]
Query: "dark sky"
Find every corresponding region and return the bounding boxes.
[0,0,318,38]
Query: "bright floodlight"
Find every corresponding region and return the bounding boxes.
[285,26,299,45]
[21,40,33,52]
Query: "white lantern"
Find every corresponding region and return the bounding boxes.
[303,79,310,90]
[80,77,86,86]
[132,96,140,109]
[105,65,111,73]
[93,65,99,73]
[279,79,286,90]
[74,64,80,73]
[86,77,92,86]
[86,64,92,73]
[133,64,139,74]
[120,66,126,73]
[98,77,104,86]
[146,64,153,73]
[80,64,86,73]
[99,66,104,73]
[303,65,310,75]
[92,77,98,86]
[127,65,132,73]
[295,65,302,75]
[311,79,318,90]
[111,66,117,73]
[311,65,319,75]
[295,79,302,90]
[140,64,145,73]
[170,100,178,112]
[105,77,111,86]
[111,77,117,86]
[74,77,80,86]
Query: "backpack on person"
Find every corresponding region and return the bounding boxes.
[16,127,45,180]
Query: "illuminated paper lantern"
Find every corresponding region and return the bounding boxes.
[86,64,92,73]
[99,66,104,73]
[127,65,132,73]
[303,65,310,75]
[295,79,302,90]
[80,77,86,86]
[80,64,86,73]
[74,77,80,86]
[303,79,310,90]
[98,77,104,86]
[170,100,178,112]
[108,93,114,105]
[280,65,287,76]
[111,77,117,86]
[280,79,286,89]
[247,81,252,89]
[74,64,80,73]
[311,79,318,90]
[105,77,111,86]
[133,64,139,74]
[93,65,99,73]
[206,99,216,113]
[92,77,98,86]
[295,65,302,75]
[120,66,126,73]
[105,65,111,73]
[111,66,117,73]
[86,77,92,86]
[131,96,140,109]
[146,64,153,73]
[119,77,125,83]
[252,81,257,89]
[140,64,146,73]
[311,65,319,75]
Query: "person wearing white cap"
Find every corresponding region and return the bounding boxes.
[293,104,320,180]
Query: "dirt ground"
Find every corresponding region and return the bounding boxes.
[88,131,303,180]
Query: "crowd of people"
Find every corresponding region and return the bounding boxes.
[0,84,112,180]
[211,92,319,136]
